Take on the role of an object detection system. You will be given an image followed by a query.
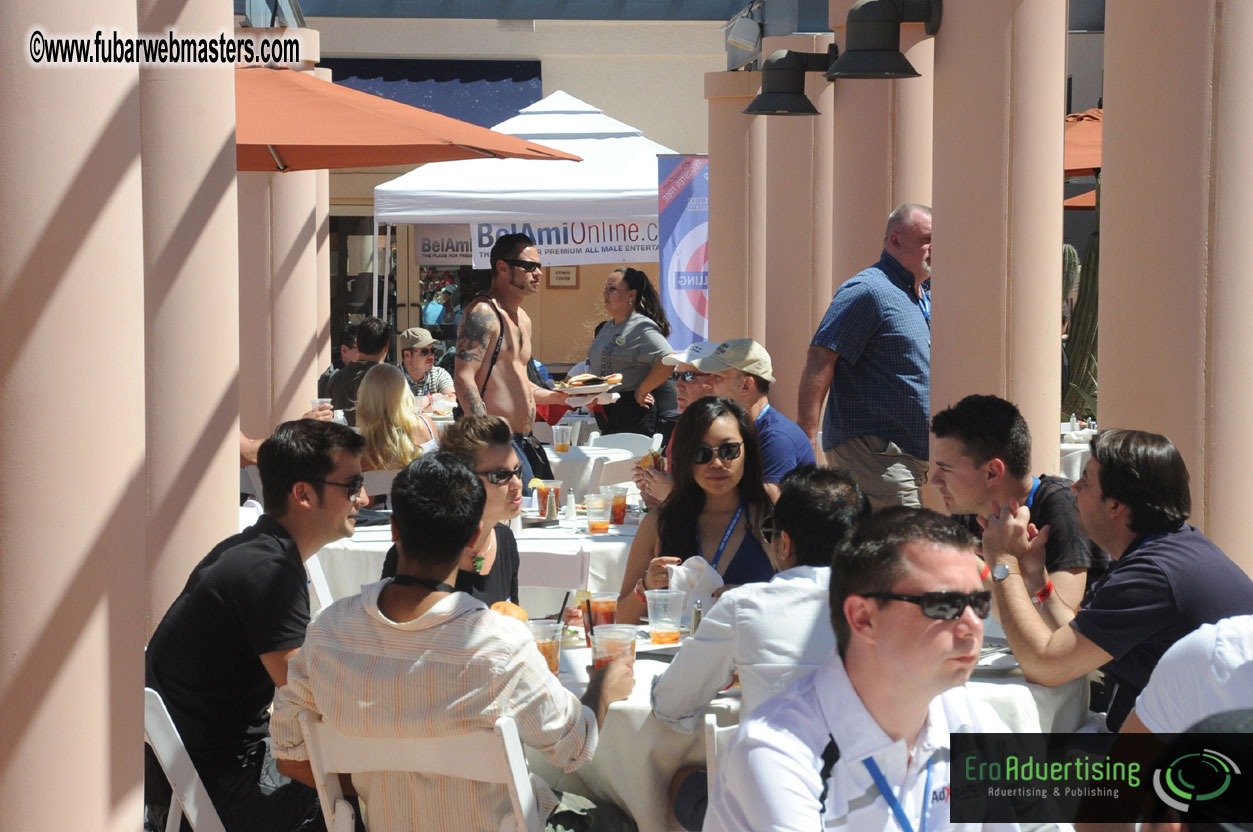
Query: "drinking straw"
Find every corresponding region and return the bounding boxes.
[556,591,570,622]
[584,599,595,648]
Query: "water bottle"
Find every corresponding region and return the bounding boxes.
[691,600,703,635]
[1069,413,1078,432]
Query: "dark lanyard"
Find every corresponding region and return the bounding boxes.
[863,756,932,832]
[699,502,745,571]
[390,574,456,594]
[1024,476,1041,508]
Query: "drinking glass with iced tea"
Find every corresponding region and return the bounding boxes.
[590,624,638,669]
[536,480,563,519]
[600,485,628,524]
[588,592,618,627]
[645,589,685,645]
[527,620,563,675]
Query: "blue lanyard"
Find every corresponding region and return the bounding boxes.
[1024,476,1040,508]
[918,288,931,325]
[863,756,932,832]
[756,403,771,422]
[699,502,745,571]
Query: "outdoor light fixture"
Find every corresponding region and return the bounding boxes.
[826,0,942,80]
[743,45,839,116]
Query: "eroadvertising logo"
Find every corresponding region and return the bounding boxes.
[952,732,1251,824]
[1152,747,1240,812]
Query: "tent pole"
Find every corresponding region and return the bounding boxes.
[371,219,380,318]
[383,223,392,323]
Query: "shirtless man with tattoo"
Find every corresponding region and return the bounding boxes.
[454,233,563,486]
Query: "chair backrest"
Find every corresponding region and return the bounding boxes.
[530,421,554,445]
[517,546,590,591]
[362,469,399,498]
[298,710,542,832]
[306,554,335,617]
[144,688,227,832]
[703,712,738,797]
[584,457,638,493]
[243,465,264,505]
[588,432,657,456]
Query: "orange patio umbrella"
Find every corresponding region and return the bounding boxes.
[1064,108,1102,177]
[1064,189,1096,210]
[235,67,580,172]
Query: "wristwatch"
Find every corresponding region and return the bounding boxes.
[991,563,1019,582]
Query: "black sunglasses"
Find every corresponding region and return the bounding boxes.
[693,441,743,465]
[475,465,523,485]
[671,370,709,383]
[861,590,992,621]
[505,258,543,273]
[408,347,437,356]
[318,475,366,495]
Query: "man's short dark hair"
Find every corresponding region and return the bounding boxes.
[488,233,535,272]
[829,507,978,655]
[355,316,390,356]
[773,465,870,566]
[340,322,358,350]
[747,374,770,395]
[258,419,365,516]
[390,452,486,568]
[1090,428,1191,535]
[930,394,1032,479]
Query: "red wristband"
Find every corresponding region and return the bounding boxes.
[979,562,990,581]
[1034,580,1054,604]
[634,579,648,603]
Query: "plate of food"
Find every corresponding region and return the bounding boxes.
[555,372,623,396]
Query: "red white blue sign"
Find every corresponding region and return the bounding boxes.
[657,156,709,349]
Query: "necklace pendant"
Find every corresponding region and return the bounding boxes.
[473,555,485,573]
[614,334,626,346]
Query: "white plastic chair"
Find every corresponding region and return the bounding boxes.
[144,687,227,832]
[517,546,591,591]
[583,457,639,492]
[243,465,264,505]
[587,432,659,456]
[362,469,399,499]
[298,710,542,832]
[530,421,554,445]
[306,554,335,617]
[703,712,738,796]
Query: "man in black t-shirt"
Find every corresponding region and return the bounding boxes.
[327,316,389,426]
[981,428,1253,730]
[146,419,367,831]
[931,394,1108,614]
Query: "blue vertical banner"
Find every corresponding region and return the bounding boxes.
[657,155,710,349]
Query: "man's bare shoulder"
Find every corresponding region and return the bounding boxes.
[455,302,501,365]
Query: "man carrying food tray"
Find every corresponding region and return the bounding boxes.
[454,233,568,487]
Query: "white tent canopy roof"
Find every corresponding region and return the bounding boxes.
[374,91,676,224]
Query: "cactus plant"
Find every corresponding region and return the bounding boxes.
[1061,243,1079,335]
[1063,177,1100,418]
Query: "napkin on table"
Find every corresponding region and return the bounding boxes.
[666,555,724,617]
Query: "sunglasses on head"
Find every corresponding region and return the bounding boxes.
[671,370,709,383]
[317,475,365,495]
[693,441,743,465]
[474,465,523,485]
[505,258,543,273]
[861,590,992,621]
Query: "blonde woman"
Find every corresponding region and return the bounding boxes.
[356,363,435,471]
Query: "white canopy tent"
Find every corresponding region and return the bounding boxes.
[372,91,676,316]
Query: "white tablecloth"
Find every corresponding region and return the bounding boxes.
[1059,428,1098,482]
[305,514,638,607]
[544,445,637,502]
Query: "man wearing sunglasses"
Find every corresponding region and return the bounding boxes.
[692,338,815,502]
[146,419,368,831]
[633,343,717,507]
[707,508,1014,832]
[454,233,560,489]
[398,327,454,400]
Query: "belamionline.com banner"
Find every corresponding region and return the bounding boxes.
[951,732,1252,824]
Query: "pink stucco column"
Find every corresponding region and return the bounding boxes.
[269,170,321,425]
[138,0,241,632]
[1101,1,1253,572]
[929,0,1065,476]
[0,1,146,827]
[315,66,333,373]
[760,34,836,420]
[704,70,760,343]
[828,0,934,294]
[238,171,274,439]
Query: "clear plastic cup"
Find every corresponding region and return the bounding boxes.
[600,485,629,524]
[586,493,612,534]
[588,592,618,627]
[552,424,572,453]
[645,589,685,645]
[527,620,563,675]
[536,480,563,519]
[590,624,638,669]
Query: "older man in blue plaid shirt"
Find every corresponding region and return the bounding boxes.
[797,204,932,509]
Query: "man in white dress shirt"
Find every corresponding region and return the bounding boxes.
[705,507,1016,832]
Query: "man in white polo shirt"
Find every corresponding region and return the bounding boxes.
[706,507,1014,831]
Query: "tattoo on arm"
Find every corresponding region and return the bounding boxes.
[455,306,497,364]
